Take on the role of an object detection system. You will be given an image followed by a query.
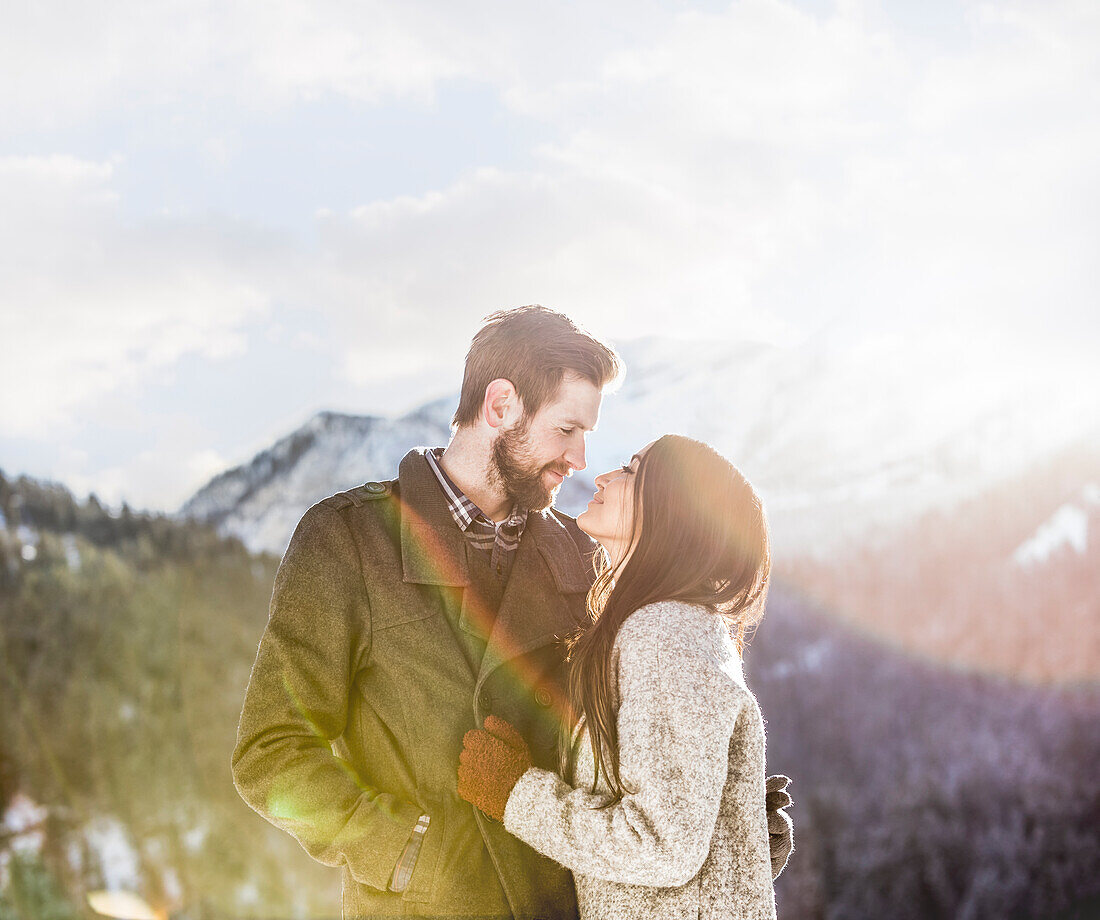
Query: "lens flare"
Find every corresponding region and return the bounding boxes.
[86,890,163,920]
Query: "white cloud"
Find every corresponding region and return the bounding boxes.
[0,2,463,128]
[1,0,1097,510]
[514,0,1098,345]
[313,163,797,369]
[0,1,659,129]
[303,0,1098,360]
[0,155,274,437]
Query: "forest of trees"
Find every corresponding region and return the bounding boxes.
[0,470,341,919]
[748,589,1100,919]
[1,468,1098,918]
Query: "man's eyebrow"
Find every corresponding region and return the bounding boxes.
[561,418,597,431]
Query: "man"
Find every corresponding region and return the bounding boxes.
[231,306,792,919]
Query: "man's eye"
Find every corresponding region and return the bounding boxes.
[560,427,575,435]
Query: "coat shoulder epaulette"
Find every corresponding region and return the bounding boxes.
[319,480,394,511]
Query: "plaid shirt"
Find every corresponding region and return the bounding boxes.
[424,446,529,581]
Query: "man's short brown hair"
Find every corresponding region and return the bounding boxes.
[452,305,622,429]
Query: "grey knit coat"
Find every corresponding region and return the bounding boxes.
[502,600,778,920]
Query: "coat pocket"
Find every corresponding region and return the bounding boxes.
[398,791,446,905]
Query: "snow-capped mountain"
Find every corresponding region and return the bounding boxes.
[179,336,1099,560]
[179,399,456,555]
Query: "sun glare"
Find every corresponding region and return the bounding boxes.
[86,890,164,920]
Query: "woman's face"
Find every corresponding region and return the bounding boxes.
[576,440,654,561]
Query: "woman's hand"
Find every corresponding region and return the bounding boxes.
[457,714,533,822]
[766,774,794,879]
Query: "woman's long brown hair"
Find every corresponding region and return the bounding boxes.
[557,434,771,804]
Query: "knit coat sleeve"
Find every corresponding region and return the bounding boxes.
[501,602,746,888]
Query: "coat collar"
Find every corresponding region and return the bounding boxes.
[398,447,471,587]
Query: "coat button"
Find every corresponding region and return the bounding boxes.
[365,481,386,493]
[534,687,552,707]
[479,689,494,712]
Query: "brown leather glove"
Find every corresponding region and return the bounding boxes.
[766,774,794,879]
[458,714,533,822]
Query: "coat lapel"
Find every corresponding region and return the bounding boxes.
[397,448,470,587]
[475,509,592,690]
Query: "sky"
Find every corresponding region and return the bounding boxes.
[0,0,1097,513]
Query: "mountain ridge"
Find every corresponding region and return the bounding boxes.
[176,336,1100,560]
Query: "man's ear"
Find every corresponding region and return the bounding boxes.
[483,378,522,429]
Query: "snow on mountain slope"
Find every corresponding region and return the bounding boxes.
[1012,483,1099,568]
[179,398,454,555]
[178,336,1099,560]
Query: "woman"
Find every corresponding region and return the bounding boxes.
[457,434,785,919]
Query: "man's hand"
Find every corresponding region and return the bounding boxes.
[457,715,533,822]
[765,774,794,880]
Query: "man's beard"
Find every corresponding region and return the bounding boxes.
[491,418,568,512]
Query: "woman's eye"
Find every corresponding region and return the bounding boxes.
[560,427,575,435]
[620,463,633,474]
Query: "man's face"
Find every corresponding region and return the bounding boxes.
[491,373,602,511]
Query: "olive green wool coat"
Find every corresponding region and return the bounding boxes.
[231,447,597,919]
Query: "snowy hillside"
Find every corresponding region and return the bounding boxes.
[178,336,1099,559]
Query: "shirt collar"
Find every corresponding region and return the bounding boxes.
[424,447,528,534]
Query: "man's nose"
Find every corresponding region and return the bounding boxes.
[564,438,586,472]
